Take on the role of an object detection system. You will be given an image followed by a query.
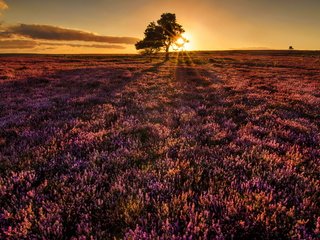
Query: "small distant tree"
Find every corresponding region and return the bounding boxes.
[136,13,185,60]
[289,46,294,50]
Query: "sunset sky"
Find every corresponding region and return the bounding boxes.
[0,0,319,53]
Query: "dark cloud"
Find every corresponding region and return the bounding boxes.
[0,30,12,39]
[41,42,126,49]
[82,44,125,49]
[8,24,139,44]
[0,40,37,49]
[0,23,136,50]
[0,39,126,49]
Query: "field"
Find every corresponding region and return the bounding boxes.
[0,51,319,239]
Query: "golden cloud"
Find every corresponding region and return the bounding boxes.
[0,0,8,10]
[0,39,127,49]
[8,24,139,44]
[0,40,36,49]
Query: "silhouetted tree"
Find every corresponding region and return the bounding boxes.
[157,13,185,59]
[135,22,164,59]
[289,46,294,50]
[136,13,185,60]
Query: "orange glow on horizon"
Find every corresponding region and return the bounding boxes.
[1,0,320,53]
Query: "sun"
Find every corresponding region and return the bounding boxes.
[173,33,193,51]
[176,37,185,45]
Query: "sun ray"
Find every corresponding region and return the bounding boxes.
[172,32,193,51]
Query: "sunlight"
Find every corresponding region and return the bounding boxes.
[176,37,185,46]
[173,33,193,51]
[182,33,193,50]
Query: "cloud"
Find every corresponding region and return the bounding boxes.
[0,39,126,49]
[8,24,139,44]
[0,23,137,51]
[0,40,37,49]
[0,30,11,39]
[0,0,8,10]
[39,42,126,49]
[82,44,125,49]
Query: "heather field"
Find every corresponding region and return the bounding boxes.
[1,51,320,239]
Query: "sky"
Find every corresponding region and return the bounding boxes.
[0,0,319,53]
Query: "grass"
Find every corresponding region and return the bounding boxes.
[0,51,319,239]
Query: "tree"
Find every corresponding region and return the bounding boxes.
[136,13,185,59]
[135,22,165,58]
[157,13,185,59]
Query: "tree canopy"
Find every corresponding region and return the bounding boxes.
[135,13,185,59]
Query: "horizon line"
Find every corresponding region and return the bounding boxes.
[1,49,320,56]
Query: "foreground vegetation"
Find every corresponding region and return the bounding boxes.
[0,51,319,239]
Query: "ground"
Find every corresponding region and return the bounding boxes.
[0,51,319,239]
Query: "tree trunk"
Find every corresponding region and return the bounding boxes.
[165,44,170,60]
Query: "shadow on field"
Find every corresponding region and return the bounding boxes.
[173,52,250,126]
[175,52,223,86]
[2,59,166,105]
[142,59,168,73]
[0,61,167,159]
[174,52,224,104]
